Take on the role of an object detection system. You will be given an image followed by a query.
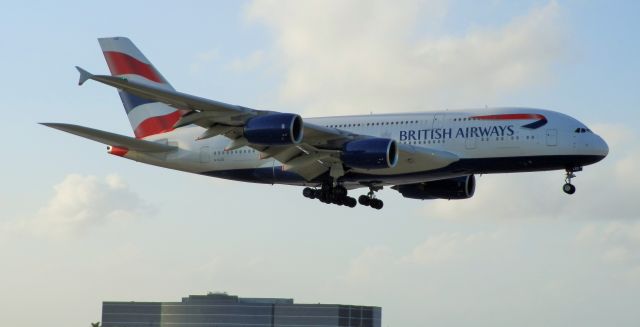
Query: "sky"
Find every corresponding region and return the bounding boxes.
[1,1,639,326]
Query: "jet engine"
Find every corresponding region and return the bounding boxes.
[394,175,476,200]
[244,113,303,145]
[341,138,398,169]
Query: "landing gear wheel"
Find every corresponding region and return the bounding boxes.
[370,198,384,210]
[344,196,357,208]
[563,183,576,195]
[358,195,371,206]
[302,187,315,199]
[304,182,358,207]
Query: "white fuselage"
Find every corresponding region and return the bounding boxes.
[121,107,608,187]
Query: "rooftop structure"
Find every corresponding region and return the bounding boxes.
[101,292,381,327]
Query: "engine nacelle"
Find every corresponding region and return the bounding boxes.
[244,113,303,145]
[341,138,398,169]
[395,175,476,200]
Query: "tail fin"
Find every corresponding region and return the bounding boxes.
[98,37,183,139]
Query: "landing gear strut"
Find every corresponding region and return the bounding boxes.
[302,183,357,208]
[563,167,581,195]
[358,186,384,210]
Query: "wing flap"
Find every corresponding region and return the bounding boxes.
[41,123,176,153]
[284,161,329,181]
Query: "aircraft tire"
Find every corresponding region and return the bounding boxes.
[370,199,383,210]
[344,196,357,208]
[563,183,576,195]
[302,187,314,198]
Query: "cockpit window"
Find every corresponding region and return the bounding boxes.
[574,128,593,133]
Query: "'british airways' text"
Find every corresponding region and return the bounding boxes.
[399,125,515,141]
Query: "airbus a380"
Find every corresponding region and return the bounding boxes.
[43,37,609,210]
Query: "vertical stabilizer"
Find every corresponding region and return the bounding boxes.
[98,37,183,138]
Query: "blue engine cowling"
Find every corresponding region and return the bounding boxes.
[244,113,303,145]
[341,138,398,169]
[394,175,476,200]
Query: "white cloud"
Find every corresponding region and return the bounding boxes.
[23,174,151,238]
[341,231,505,288]
[190,49,220,73]
[575,221,640,282]
[246,0,564,116]
[603,246,631,264]
[401,231,501,265]
[334,226,640,325]
[345,245,393,282]
[228,50,266,73]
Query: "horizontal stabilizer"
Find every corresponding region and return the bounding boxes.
[40,123,176,153]
[75,66,93,86]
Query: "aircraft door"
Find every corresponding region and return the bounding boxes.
[199,146,211,163]
[546,129,557,146]
[432,114,445,129]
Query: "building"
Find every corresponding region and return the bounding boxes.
[101,292,381,327]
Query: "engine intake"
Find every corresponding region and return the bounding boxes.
[342,138,398,169]
[244,113,303,145]
[395,175,476,200]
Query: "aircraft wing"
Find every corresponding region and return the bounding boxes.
[76,67,458,181]
[41,123,176,153]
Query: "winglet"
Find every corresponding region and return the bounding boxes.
[75,66,93,85]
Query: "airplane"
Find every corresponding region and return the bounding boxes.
[42,37,609,210]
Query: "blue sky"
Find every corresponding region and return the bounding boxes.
[1,1,639,326]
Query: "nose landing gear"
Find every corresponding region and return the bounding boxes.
[563,167,581,195]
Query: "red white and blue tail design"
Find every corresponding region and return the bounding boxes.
[98,37,183,139]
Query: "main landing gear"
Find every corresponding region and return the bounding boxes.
[302,183,384,209]
[303,183,357,208]
[358,186,384,210]
[563,167,582,195]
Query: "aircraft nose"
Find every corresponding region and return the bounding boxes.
[594,134,609,158]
